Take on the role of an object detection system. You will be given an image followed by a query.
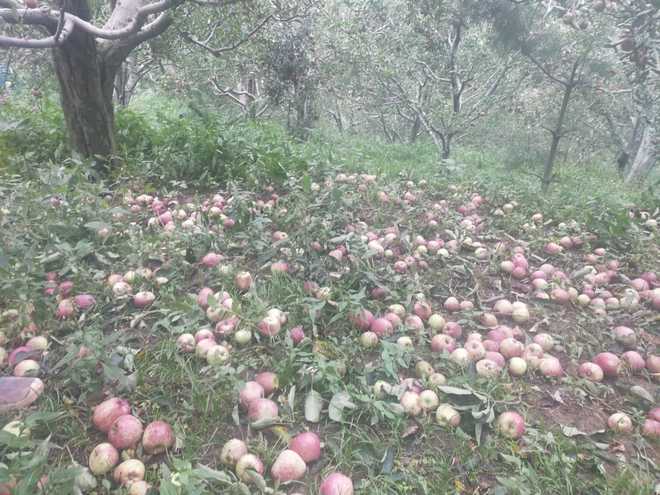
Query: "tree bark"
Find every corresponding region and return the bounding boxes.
[114,55,137,106]
[441,135,451,159]
[624,119,656,182]
[378,111,394,143]
[447,21,463,114]
[51,0,117,172]
[2,0,177,174]
[409,115,421,143]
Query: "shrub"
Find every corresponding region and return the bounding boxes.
[0,97,69,172]
[1,95,311,186]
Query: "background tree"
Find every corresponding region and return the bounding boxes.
[597,0,658,182]
[261,14,319,139]
[1,0,656,185]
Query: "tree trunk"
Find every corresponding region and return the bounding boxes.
[409,115,421,143]
[295,94,309,140]
[542,131,562,192]
[292,81,315,140]
[114,55,137,107]
[378,111,394,143]
[541,64,578,192]
[624,120,656,182]
[245,77,258,119]
[329,109,343,133]
[447,21,463,114]
[441,137,451,159]
[52,0,117,172]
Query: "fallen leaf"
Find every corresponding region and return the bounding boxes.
[304,390,323,423]
[328,391,356,422]
[401,423,419,439]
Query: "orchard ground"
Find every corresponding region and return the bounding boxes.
[0,129,659,494]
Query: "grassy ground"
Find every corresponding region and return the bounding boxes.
[0,126,659,494]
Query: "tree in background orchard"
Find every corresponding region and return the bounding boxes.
[366,0,516,160]
[596,0,657,183]
[261,15,319,140]
[496,0,657,188]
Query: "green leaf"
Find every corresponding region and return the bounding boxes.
[500,453,522,468]
[302,173,311,194]
[475,422,484,446]
[288,385,296,412]
[159,478,180,495]
[381,446,395,474]
[629,385,654,403]
[250,417,284,430]
[83,221,108,232]
[560,425,604,437]
[437,385,475,396]
[192,464,232,484]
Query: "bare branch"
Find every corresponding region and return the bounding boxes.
[254,101,269,118]
[396,106,415,123]
[83,0,179,39]
[1,0,180,49]
[110,11,173,55]
[0,17,73,47]
[0,8,59,29]
[210,78,246,106]
[188,0,241,6]
[201,19,222,44]
[525,51,569,86]
[54,0,67,42]
[181,13,273,56]
[414,60,450,83]
[124,59,158,95]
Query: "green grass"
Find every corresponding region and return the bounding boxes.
[1,105,658,494]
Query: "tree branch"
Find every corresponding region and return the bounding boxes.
[0,8,59,29]
[525,51,569,86]
[254,101,269,118]
[209,78,247,106]
[54,0,67,42]
[180,13,273,56]
[414,60,450,83]
[187,0,241,6]
[0,17,73,47]
[106,11,172,60]
[86,0,179,39]
[1,0,180,49]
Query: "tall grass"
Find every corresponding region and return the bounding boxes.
[1,93,657,223]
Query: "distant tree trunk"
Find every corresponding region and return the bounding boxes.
[541,61,579,193]
[114,55,137,107]
[441,135,451,159]
[624,119,656,182]
[246,77,259,119]
[292,86,313,140]
[329,109,343,133]
[598,89,656,182]
[236,76,258,118]
[416,109,451,161]
[447,21,463,114]
[378,111,395,143]
[409,115,421,143]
